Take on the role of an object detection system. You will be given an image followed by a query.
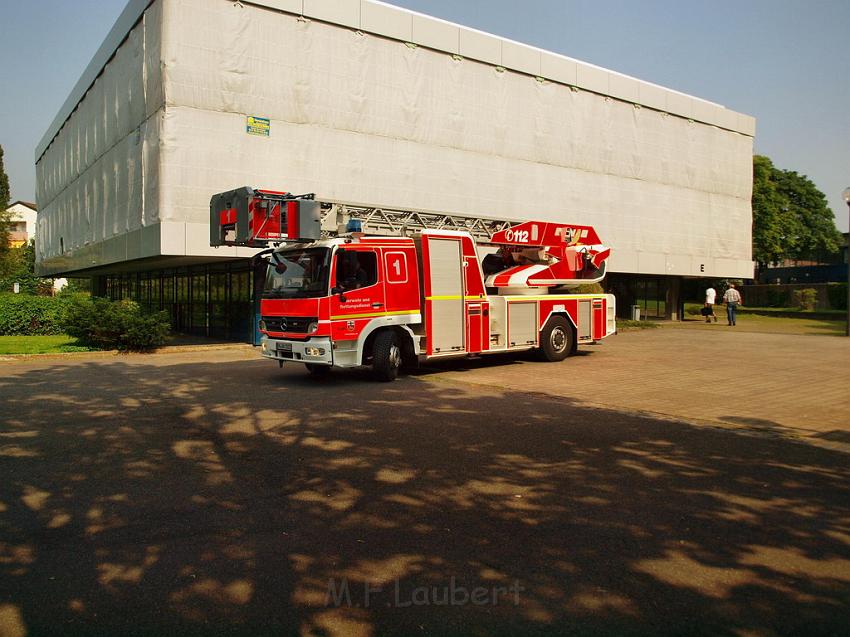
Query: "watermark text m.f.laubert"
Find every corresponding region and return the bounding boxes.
[325,577,524,608]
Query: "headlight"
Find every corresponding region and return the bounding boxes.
[307,321,319,333]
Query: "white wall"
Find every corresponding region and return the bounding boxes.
[35,0,164,274]
[35,0,754,279]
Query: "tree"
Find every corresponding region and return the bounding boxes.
[752,156,795,272]
[0,240,52,295]
[774,168,843,260]
[0,145,9,212]
[751,155,842,272]
[0,145,11,268]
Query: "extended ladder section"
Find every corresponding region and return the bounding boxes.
[318,200,513,242]
[210,186,610,287]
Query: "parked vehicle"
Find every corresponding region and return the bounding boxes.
[211,187,615,380]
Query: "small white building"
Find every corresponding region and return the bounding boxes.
[5,201,37,248]
[4,201,67,292]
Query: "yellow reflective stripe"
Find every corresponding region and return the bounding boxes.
[330,309,420,320]
[501,294,609,301]
[425,295,482,301]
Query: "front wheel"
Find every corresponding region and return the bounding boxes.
[538,316,575,362]
[372,331,402,382]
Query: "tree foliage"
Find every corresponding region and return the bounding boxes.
[0,145,11,265]
[752,156,794,269]
[752,155,842,270]
[0,145,9,213]
[0,240,53,295]
[774,168,843,260]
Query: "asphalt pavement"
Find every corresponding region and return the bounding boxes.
[0,329,848,636]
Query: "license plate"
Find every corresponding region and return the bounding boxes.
[277,342,292,352]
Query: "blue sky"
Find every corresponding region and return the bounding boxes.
[1,0,848,230]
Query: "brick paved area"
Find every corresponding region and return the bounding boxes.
[427,325,850,448]
[0,328,848,635]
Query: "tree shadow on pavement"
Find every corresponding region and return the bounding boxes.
[0,358,849,636]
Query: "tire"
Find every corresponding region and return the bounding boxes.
[305,363,331,377]
[372,330,402,382]
[538,316,575,362]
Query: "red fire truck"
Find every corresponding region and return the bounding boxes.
[211,187,616,381]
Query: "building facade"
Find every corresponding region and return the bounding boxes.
[35,0,756,340]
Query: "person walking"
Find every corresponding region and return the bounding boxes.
[704,286,718,323]
[723,283,742,326]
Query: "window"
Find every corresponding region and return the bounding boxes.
[335,250,378,290]
[263,248,332,299]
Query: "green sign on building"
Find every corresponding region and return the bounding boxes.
[246,115,270,136]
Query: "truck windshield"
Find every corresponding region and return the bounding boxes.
[263,248,331,299]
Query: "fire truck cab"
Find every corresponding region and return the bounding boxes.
[258,234,421,377]
[211,187,616,381]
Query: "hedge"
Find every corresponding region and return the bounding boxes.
[0,294,173,351]
[0,293,70,336]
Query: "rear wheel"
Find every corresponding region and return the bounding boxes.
[305,363,331,377]
[372,330,402,382]
[538,316,574,362]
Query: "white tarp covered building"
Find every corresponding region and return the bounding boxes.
[35,0,755,334]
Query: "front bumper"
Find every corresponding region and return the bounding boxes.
[260,336,334,366]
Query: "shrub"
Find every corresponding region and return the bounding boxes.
[122,311,172,350]
[573,282,605,294]
[765,288,789,308]
[791,288,818,311]
[0,293,68,335]
[827,283,847,311]
[62,296,171,351]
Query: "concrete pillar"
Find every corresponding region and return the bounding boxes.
[665,276,682,321]
[91,275,107,297]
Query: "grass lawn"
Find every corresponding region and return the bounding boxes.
[683,302,843,317]
[675,310,845,336]
[0,335,99,355]
[617,319,660,331]
[728,313,844,335]
[736,306,844,316]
